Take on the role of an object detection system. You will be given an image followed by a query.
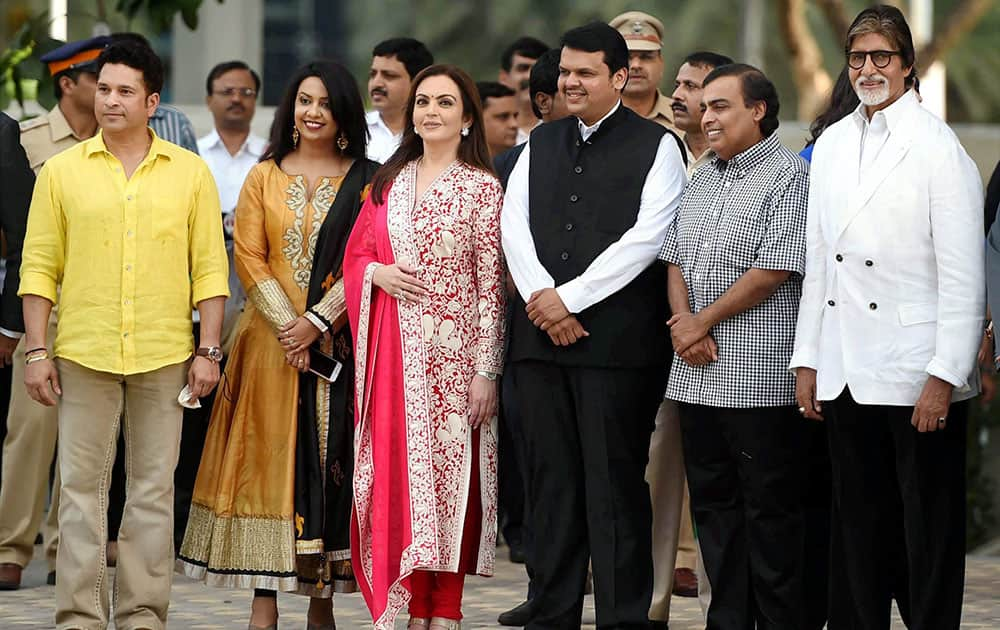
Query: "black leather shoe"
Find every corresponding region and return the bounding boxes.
[497,599,534,626]
[508,545,526,564]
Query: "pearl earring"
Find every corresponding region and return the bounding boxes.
[461,126,470,137]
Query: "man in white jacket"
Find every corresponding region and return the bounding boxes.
[790,6,984,629]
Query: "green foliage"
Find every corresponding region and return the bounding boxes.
[114,0,223,32]
[344,0,1000,123]
[1,0,225,117]
[0,13,64,116]
[969,390,1000,549]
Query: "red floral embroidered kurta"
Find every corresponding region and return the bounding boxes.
[344,160,506,628]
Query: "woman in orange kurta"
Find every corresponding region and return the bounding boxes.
[177,61,378,630]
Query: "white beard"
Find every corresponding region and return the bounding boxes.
[854,74,891,107]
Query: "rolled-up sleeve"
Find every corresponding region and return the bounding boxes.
[19,163,64,304]
[926,138,984,388]
[188,163,230,305]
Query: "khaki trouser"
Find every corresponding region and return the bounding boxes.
[646,399,707,623]
[55,359,186,630]
[0,327,60,571]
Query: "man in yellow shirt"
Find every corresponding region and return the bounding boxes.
[18,40,228,630]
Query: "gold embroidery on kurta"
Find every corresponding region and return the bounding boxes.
[247,278,298,332]
[282,176,337,289]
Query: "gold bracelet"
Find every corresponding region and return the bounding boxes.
[25,354,49,365]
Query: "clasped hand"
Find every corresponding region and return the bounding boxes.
[527,288,589,346]
[667,312,717,367]
[279,316,322,372]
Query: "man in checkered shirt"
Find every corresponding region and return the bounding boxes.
[657,63,812,628]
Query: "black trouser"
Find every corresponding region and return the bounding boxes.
[108,326,219,547]
[498,371,525,550]
[679,403,809,630]
[500,365,536,597]
[513,360,665,629]
[825,389,967,630]
[802,420,832,630]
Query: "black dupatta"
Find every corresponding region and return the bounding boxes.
[294,158,380,592]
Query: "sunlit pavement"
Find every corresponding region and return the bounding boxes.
[2,544,999,628]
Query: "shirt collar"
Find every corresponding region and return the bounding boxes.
[202,128,266,157]
[367,110,399,136]
[48,105,79,142]
[851,88,917,133]
[577,100,621,140]
[714,132,780,173]
[201,128,223,150]
[648,91,674,123]
[85,128,173,161]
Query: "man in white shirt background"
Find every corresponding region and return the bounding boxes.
[365,38,433,163]
[197,59,266,347]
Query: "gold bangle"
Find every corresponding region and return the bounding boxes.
[25,354,49,365]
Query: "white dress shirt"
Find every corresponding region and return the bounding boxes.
[366,111,402,164]
[501,101,687,315]
[857,106,891,183]
[197,129,267,215]
[196,128,265,325]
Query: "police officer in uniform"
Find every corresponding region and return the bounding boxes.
[19,37,107,172]
[0,36,107,590]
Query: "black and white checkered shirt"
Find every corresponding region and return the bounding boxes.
[659,133,809,408]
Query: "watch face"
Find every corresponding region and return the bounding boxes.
[209,347,223,361]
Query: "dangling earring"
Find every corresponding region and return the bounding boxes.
[337,134,349,151]
[292,126,300,147]
[461,126,470,137]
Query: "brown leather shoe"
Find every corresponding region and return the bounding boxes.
[0,563,22,590]
[671,567,698,598]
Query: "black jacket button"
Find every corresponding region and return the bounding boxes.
[835,254,843,262]
[869,302,878,310]
[827,299,836,306]
[561,252,569,261]
[570,194,579,202]
[865,259,874,267]
[574,165,583,174]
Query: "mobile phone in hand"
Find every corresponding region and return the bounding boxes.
[309,347,342,382]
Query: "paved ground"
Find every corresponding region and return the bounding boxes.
[2,545,999,628]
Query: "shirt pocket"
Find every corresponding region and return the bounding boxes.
[151,197,189,243]
[892,302,937,369]
[898,302,937,326]
[718,206,764,270]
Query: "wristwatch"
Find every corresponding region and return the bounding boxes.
[196,346,224,363]
[476,370,498,381]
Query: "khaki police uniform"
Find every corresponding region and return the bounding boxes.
[0,35,105,580]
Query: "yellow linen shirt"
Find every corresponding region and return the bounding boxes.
[19,130,230,375]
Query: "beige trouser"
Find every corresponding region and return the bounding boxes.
[0,327,60,571]
[646,399,707,623]
[55,359,186,630]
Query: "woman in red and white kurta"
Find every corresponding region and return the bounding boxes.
[344,64,505,630]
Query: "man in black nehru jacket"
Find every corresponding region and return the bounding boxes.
[501,22,686,629]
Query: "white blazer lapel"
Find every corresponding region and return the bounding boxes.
[838,111,915,237]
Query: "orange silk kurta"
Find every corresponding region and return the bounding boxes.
[178,160,348,594]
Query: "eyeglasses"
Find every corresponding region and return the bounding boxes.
[846,50,901,69]
[213,87,257,98]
